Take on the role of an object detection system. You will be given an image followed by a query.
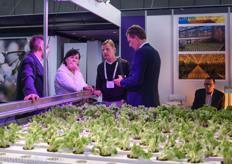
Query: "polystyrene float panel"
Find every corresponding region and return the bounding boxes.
[0,135,224,164]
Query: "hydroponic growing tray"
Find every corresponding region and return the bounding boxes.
[0,104,231,164]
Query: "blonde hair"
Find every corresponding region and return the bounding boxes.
[102,39,115,49]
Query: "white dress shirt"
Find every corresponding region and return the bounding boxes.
[205,91,213,106]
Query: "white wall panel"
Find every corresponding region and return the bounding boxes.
[86,41,102,87]
[147,15,172,105]
[48,36,58,96]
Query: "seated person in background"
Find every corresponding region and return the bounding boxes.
[192,77,225,110]
[55,49,101,96]
[96,39,130,107]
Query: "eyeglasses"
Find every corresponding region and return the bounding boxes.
[204,83,214,86]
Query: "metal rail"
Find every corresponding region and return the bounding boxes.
[0,90,95,119]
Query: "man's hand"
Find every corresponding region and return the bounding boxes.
[94,90,102,97]
[114,75,123,87]
[84,86,94,93]
[24,94,40,103]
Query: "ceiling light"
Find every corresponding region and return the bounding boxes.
[53,0,71,1]
[96,0,110,3]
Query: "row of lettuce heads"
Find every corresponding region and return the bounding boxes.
[0,103,232,163]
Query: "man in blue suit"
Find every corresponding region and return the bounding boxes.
[114,25,161,107]
[15,35,48,102]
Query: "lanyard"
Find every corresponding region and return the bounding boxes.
[104,61,118,80]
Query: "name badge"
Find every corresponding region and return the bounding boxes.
[106,81,114,88]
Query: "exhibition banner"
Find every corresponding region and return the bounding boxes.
[178,15,226,80]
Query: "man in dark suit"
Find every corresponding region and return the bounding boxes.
[114,25,161,107]
[15,35,48,102]
[192,77,225,110]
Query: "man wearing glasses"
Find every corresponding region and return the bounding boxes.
[192,77,225,110]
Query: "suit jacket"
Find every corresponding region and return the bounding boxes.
[15,52,44,101]
[192,88,225,110]
[120,43,161,107]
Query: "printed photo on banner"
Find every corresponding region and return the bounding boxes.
[179,26,225,52]
[179,53,225,80]
[0,38,29,103]
[178,15,225,24]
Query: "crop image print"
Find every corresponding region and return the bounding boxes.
[179,26,225,52]
[179,54,225,79]
[0,38,29,103]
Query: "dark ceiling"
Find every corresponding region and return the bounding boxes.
[0,12,119,42]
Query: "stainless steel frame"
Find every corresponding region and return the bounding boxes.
[0,90,95,119]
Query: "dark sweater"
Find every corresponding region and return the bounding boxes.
[96,58,130,102]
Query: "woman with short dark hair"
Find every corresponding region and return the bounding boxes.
[55,49,101,96]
